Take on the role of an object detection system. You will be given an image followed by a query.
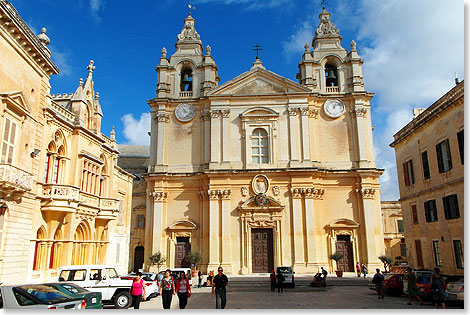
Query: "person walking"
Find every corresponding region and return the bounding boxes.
[372,268,384,299]
[212,267,228,309]
[361,264,368,278]
[197,270,203,288]
[269,270,276,292]
[405,267,423,306]
[276,270,285,294]
[321,267,328,286]
[159,269,176,309]
[176,271,191,309]
[356,262,361,277]
[129,272,146,309]
[430,267,447,309]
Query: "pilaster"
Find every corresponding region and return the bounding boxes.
[300,107,311,163]
[288,108,300,165]
[221,109,230,165]
[207,189,220,270]
[220,189,232,273]
[290,188,304,269]
[209,110,220,166]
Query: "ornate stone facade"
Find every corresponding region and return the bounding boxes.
[0,1,133,284]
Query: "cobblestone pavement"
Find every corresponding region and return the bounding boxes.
[129,276,462,310]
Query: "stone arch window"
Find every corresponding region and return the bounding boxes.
[180,68,193,92]
[33,226,47,270]
[72,221,91,265]
[251,128,269,164]
[99,154,108,196]
[81,160,100,194]
[325,63,338,87]
[44,131,67,184]
[50,229,62,269]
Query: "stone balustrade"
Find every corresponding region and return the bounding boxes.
[179,91,193,98]
[0,164,33,200]
[325,86,340,93]
[99,197,119,211]
[42,184,79,201]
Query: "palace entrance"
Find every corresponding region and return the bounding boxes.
[335,235,354,271]
[251,228,274,273]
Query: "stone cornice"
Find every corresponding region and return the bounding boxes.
[390,80,464,148]
[0,1,59,75]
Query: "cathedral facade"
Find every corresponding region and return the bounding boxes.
[141,9,385,274]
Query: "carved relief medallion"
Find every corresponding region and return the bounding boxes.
[324,99,345,118]
[252,174,269,194]
[175,103,195,122]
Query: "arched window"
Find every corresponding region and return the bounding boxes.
[33,226,46,270]
[180,69,193,92]
[44,132,66,184]
[251,128,269,164]
[325,63,338,87]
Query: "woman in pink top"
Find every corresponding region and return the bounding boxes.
[129,272,146,309]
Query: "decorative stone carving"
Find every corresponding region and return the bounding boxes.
[304,187,325,199]
[300,107,310,116]
[205,45,211,56]
[156,113,170,123]
[350,40,357,51]
[37,27,50,46]
[210,110,219,118]
[208,189,221,200]
[315,9,340,38]
[288,108,298,116]
[354,108,367,117]
[75,208,98,221]
[150,191,168,202]
[304,42,310,53]
[241,186,249,197]
[161,47,167,58]
[309,108,320,118]
[221,189,232,200]
[252,174,269,194]
[177,15,201,42]
[290,188,303,199]
[247,220,276,228]
[221,110,230,118]
[272,185,280,196]
[356,186,376,199]
[0,164,34,201]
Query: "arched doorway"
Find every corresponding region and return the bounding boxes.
[134,245,144,272]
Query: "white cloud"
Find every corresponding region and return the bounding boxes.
[49,46,73,76]
[194,0,291,10]
[282,20,314,58]
[90,0,104,21]
[121,113,151,146]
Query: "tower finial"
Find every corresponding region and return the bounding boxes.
[185,2,196,16]
[110,126,116,141]
[87,60,95,74]
[79,78,83,86]
[252,43,263,60]
[37,27,50,46]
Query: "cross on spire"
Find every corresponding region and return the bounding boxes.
[252,43,263,59]
[185,2,196,15]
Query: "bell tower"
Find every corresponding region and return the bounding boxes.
[297,8,364,94]
[155,14,219,99]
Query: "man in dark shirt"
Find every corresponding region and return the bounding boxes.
[211,267,228,309]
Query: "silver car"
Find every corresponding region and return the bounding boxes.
[0,284,84,309]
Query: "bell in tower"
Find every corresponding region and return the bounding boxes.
[181,69,193,92]
[325,64,338,87]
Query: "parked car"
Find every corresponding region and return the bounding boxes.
[58,265,141,309]
[382,273,404,296]
[415,274,461,301]
[403,270,433,295]
[158,268,193,285]
[43,282,103,309]
[0,284,84,309]
[276,266,295,288]
[120,273,159,299]
[446,279,464,305]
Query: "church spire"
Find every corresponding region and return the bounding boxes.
[311,8,344,52]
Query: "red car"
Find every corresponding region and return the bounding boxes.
[383,274,404,296]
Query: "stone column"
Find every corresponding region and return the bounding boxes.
[288,108,299,165]
[356,185,381,270]
[155,113,169,167]
[221,110,230,164]
[304,188,317,268]
[290,188,304,270]
[207,189,220,270]
[210,110,219,165]
[201,113,211,165]
[220,189,232,273]
[353,106,368,168]
[240,217,248,274]
[300,107,311,162]
[149,191,167,269]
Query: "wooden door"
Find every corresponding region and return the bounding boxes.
[251,229,273,273]
[415,239,423,268]
[335,240,354,272]
[175,243,191,268]
[134,246,144,272]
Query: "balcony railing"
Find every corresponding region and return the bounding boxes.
[325,86,340,93]
[42,184,79,201]
[179,91,193,98]
[100,198,119,211]
[0,164,33,200]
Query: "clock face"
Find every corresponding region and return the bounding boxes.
[175,103,195,122]
[324,99,345,118]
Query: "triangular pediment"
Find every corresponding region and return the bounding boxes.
[0,91,32,115]
[208,68,311,96]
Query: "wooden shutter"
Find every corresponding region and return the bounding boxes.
[436,143,444,173]
[457,130,464,164]
[415,239,423,267]
[411,205,418,224]
[403,162,410,186]
[409,159,415,184]
[444,139,453,170]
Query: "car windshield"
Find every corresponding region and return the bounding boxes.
[106,268,120,279]
[16,285,71,304]
[276,267,292,273]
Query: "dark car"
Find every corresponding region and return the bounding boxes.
[44,283,102,309]
[416,274,461,302]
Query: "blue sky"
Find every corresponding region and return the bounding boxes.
[11,0,464,200]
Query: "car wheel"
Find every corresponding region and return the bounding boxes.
[114,291,131,309]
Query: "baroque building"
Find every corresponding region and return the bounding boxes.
[381,201,406,260]
[390,80,464,276]
[137,8,386,275]
[0,0,133,284]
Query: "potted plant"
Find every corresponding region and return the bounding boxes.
[184,251,202,278]
[149,250,166,273]
[329,252,345,277]
[378,255,393,273]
